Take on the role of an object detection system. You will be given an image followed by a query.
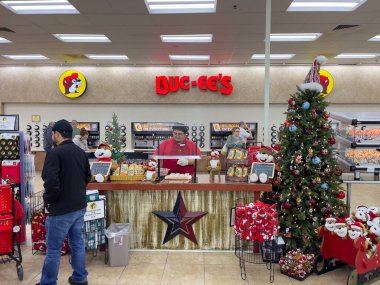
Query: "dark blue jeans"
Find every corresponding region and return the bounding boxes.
[40,208,88,285]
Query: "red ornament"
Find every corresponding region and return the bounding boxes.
[282,200,293,210]
[324,167,333,176]
[320,149,329,156]
[334,168,343,176]
[328,137,336,145]
[273,176,283,185]
[336,191,346,199]
[292,169,300,176]
[323,113,330,119]
[308,198,317,207]
[288,98,295,106]
[109,127,113,131]
[324,208,332,215]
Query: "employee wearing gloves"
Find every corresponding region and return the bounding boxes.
[153,125,201,175]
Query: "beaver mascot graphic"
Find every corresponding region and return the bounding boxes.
[63,73,82,94]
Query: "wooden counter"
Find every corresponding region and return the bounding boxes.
[88,175,271,250]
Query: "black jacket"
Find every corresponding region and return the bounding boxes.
[42,140,91,215]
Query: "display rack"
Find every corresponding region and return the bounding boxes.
[331,112,380,180]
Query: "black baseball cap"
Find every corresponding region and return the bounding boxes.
[52,119,73,137]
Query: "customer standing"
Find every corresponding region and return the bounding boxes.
[37,119,91,285]
[238,121,253,144]
[226,127,245,149]
[73,128,89,151]
[43,122,55,153]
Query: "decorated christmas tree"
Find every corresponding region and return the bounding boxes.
[277,56,346,251]
[105,113,126,163]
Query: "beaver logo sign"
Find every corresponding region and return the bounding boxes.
[58,70,87,98]
[319,69,334,97]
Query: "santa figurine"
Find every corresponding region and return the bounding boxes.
[325,217,336,232]
[145,159,158,181]
[348,221,367,240]
[333,218,348,238]
[354,205,370,223]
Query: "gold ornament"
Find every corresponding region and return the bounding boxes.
[316,177,321,183]
[308,148,313,154]
[296,197,302,204]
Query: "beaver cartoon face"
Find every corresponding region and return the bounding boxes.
[63,73,82,94]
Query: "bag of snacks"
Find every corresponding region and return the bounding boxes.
[227,166,235,176]
[227,149,236,159]
[235,166,243,177]
[135,164,145,176]
[234,149,244,159]
[120,164,129,175]
[243,167,249,177]
[128,163,136,176]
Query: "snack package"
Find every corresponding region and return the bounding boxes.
[120,164,129,175]
[128,163,136,176]
[227,149,236,159]
[234,149,244,159]
[227,166,235,176]
[113,167,120,175]
[135,164,145,176]
[235,166,243,177]
[243,167,249,177]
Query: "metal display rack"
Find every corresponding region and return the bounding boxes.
[330,112,380,180]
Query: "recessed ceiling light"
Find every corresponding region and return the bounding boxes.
[0,37,11,43]
[287,0,367,12]
[334,53,378,59]
[145,0,217,14]
[2,54,49,60]
[54,34,111,43]
[251,54,296,59]
[85,54,129,60]
[161,34,213,43]
[0,0,79,14]
[270,33,322,41]
[169,55,210,60]
[368,34,380,41]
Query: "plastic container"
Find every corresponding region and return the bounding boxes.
[105,223,131,267]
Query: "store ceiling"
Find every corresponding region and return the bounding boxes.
[0,0,379,65]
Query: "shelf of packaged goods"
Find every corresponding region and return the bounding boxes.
[330,112,380,126]
[335,135,380,148]
[337,155,380,172]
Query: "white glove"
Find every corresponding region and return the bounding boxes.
[177,158,189,166]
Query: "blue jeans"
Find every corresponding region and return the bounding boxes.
[40,208,88,285]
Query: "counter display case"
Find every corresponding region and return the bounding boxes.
[331,112,380,180]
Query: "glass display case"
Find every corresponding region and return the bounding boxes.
[331,112,380,180]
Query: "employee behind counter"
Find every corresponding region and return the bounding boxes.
[153,126,201,175]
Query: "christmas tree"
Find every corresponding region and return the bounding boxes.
[277,56,346,251]
[105,113,126,163]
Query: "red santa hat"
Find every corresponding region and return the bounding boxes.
[98,143,112,150]
[325,216,336,222]
[335,217,346,225]
[300,55,327,93]
[351,222,366,233]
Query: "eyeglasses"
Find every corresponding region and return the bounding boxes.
[173,132,185,136]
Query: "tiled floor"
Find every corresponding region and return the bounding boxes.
[0,174,379,285]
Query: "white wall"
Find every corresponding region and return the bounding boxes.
[5,103,379,150]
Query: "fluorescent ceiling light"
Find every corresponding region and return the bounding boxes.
[287,0,367,12]
[85,54,129,60]
[169,55,210,60]
[145,0,217,14]
[161,34,213,43]
[368,34,380,41]
[54,34,111,43]
[0,0,79,14]
[2,54,49,60]
[0,37,11,43]
[251,54,296,60]
[270,33,322,41]
[334,53,378,59]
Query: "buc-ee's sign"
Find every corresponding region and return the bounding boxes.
[156,74,233,96]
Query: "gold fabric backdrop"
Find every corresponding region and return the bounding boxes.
[107,190,255,250]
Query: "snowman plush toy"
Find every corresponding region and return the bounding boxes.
[249,147,274,183]
[145,159,158,181]
[93,143,118,183]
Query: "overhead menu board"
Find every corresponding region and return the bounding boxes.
[132,122,183,132]
[211,122,257,133]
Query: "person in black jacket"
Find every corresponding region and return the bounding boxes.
[37,119,91,285]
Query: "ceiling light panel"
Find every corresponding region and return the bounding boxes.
[0,37,11,43]
[287,0,367,12]
[270,33,322,41]
[85,54,129,60]
[251,54,296,59]
[54,34,111,43]
[368,34,380,41]
[334,53,378,59]
[169,55,210,60]
[2,54,49,60]
[0,0,79,14]
[145,0,217,14]
[161,34,213,43]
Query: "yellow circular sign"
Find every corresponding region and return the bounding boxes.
[58,70,87,98]
[319,69,334,97]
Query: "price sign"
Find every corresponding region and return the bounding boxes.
[90,162,112,176]
[251,163,275,178]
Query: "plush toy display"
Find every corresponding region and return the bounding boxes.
[93,143,118,183]
[334,218,348,238]
[348,221,366,240]
[354,205,370,223]
[324,217,336,232]
[207,149,221,183]
[145,159,158,181]
[249,146,275,183]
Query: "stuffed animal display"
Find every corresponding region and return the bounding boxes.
[207,149,221,183]
[145,159,158,181]
[249,147,274,183]
[93,143,118,183]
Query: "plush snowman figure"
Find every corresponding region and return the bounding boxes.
[348,222,366,240]
[93,143,118,183]
[145,159,158,181]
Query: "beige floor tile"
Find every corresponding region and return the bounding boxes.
[245,264,292,285]
[204,252,237,265]
[129,251,168,264]
[0,261,40,285]
[166,252,204,264]
[162,263,204,285]
[86,265,125,285]
[205,264,248,285]
[117,263,165,285]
